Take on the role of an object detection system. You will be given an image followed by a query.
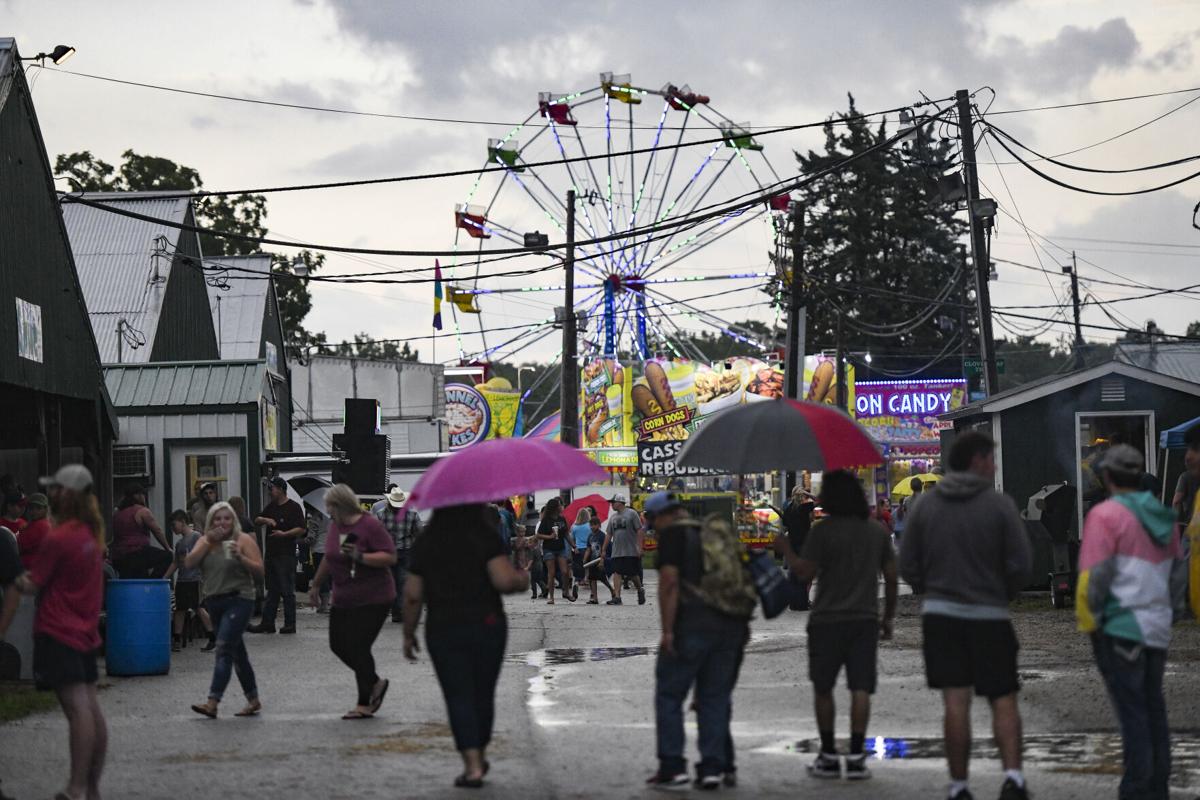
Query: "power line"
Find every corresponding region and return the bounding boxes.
[58,107,953,260]
[986,85,1200,116]
[986,121,1200,175]
[44,66,948,133]
[986,125,1200,196]
[994,310,1200,341]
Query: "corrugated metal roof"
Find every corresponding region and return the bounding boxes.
[206,254,271,360]
[61,193,193,363]
[103,360,265,409]
[1115,343,1200,384]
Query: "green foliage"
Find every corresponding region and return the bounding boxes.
[994,336,1115,391]
[787,96,970,351]
[330,335,419,361]
[1188,321,1200,339]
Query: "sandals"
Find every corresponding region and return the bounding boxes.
[190,703,217,719]
[234,701,262,717]
[342,710,374,720]
[370,679,390,714]
[587,599,599,605]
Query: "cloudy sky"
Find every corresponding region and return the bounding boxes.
[7,1,1200,364]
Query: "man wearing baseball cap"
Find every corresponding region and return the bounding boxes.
[1078,444,1183,798]
[249,477,306,634]
[16,493,50,572]
[645,491,754,791]
[602,494,645,606]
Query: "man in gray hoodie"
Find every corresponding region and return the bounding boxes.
[899,431,1032,800]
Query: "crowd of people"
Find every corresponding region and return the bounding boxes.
[0,426,1194,799]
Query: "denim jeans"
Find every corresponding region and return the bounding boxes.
[655,625,748,777]
[261,551,297,628]
[1092,633,1171,799]
[207,594,257,703]
[425,616,507,751]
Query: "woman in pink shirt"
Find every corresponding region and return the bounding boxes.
[308,484,397,719]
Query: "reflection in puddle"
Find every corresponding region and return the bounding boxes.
[510,646,654,666]
[776,733,1200,787]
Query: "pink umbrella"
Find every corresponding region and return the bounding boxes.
[407,438,607,511]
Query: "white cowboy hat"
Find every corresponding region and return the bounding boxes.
[386,487,408,508]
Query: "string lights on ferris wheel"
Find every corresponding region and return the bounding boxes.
[447,72,786,363]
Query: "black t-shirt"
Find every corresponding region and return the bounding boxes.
[782,499,816,552]
[538,515,569,552]
[1177,471,1200,524]
[0,527,22,586]
[409,524,504,626]
[259,499,305,558]
[656,519,748,635]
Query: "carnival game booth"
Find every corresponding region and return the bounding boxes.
[852,378,967,501]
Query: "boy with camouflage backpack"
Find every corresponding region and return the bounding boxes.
[645,491,755,791]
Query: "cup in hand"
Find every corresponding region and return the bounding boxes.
[222,540,236,559]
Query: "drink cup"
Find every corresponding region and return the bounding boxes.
[222,540,235,559]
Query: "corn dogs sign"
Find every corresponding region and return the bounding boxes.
[579,356,787,476]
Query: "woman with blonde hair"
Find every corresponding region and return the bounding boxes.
[185,502,265,719]
[308,483,397,719]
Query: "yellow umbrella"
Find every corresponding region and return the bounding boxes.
[891,473,941,497]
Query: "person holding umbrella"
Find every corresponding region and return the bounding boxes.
[403,504,529,787]
[399,437,605,788]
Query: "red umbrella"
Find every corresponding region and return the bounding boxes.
[565,493,611,525]
[676,398,882,473]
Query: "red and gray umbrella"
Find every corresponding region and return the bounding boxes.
[675,398,882,474]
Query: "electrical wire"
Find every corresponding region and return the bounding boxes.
[994,310,1200,341]
[986,85,1200,116]
[986,127,1200,196]
[59,107,953,261]
[42,66,949,133]
[986,121,1200,174]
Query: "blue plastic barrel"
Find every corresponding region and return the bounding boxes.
[105,579,170,676]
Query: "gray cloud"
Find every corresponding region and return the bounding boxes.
[993,18,1139,93]
[309,129,468,177]
[1143,32,1198,72]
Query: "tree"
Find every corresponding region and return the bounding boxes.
[330,335,419,361]
[1187,321,1200,338]
[786,96,970,354]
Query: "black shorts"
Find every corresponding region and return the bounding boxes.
[922,614,1020,699]
[33,634,98,691]
[807,619,879,694]
[587,563,606,581]
[611,556,640,577]
[175,581,201,613]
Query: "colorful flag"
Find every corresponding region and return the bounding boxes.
[433,259,443,330]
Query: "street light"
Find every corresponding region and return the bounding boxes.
[517,366,535,394]
[20,44,75,65]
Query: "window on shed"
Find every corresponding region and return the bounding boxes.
[1100,378,1126,403]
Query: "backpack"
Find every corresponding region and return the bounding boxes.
[681,514,757,619]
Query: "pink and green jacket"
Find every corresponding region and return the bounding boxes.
[1076,492,1181,649]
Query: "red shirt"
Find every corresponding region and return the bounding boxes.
[0,516,26,534]
[30,520,103,652]
[17,517,50,571]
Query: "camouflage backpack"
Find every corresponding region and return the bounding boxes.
[681,514,756,619]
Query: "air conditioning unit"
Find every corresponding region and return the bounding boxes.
[113,445,154,485]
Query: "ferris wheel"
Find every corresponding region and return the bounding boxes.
[445,72,790,368]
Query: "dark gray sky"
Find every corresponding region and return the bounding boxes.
[8,0,1200,361]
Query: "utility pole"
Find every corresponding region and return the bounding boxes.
[956,89,1000,396]
[559,190,579,450]
[783,202,805,496]
[835,312,847,411]
[959,247,970,386]
[1065,251,1085,369]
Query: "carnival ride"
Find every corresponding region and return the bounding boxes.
[442,72,793,405]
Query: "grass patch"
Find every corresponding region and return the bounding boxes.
[0,682,58,722]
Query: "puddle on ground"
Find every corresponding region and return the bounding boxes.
[767,732,1200,787]
[510,646,654,667]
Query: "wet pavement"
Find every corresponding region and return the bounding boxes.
[2,575,1199,798]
